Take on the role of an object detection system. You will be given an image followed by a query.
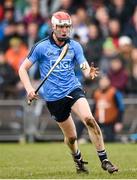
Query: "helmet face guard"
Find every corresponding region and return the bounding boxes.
[51,11,72,41]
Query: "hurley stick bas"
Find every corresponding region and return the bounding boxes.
[28,43,69,105]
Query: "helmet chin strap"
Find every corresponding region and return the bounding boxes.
[57,36,69,42]
[53,28,70,42]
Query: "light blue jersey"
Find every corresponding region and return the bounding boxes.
[28,35,87,101]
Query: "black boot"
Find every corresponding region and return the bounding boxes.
[101,159,118,174]
[72,151,89,174]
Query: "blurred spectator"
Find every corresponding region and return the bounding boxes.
[26,22,40,79]
[94,6,110,38]
[123,6,137,47]
[3,0,15,23]
[100,37,118,73]
[15,21,27,44]
[5,37,28,73]
[108,18,121,49]
[57,0,86,14]
[0,51,19,98]
[84,23,103,96]
[40,0,61,17]
[85,23,104,67]
[23,0,39,15]
[0,3,4,21]
[0,22,16,51]
[118,36,133,74]
[85,0,105,18]
[26,22,40,49]
[76,7,90,25]
[126,65,137,96]
[93,75,125,142]
[0,4,15,50]
[107,55,128,93]
[23,1,44,26]
[107,0,134,31]
[38,19,51,40]
[126,48,137,96]
[4,0,14,8]
[14,0,29,22]
[3,3,14,22]
[57,0,75,14]
[71,8,89,44]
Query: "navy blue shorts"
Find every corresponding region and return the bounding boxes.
[46,88,85,122]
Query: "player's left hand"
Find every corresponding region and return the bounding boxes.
[90,62,99,80]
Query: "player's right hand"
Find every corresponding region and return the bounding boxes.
[27,89,39,102]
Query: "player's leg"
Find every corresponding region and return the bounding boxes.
[72,97,104,150]
[57,115,78,153]
[57,116,88,174]
[71,97,118,173]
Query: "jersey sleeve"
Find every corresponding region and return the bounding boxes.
[73,41,87,65]
[27,44,41,64]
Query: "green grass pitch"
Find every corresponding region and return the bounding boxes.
[0,142,137,179]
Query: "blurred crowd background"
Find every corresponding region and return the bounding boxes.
[0,0,137,99]
[0,0,137,142]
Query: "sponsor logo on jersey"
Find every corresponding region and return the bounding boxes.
[50,59,71,71]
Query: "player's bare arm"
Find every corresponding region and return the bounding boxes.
[19,58,38,101]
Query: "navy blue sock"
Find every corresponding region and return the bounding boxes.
[72,150,81,159]
[97,150,108,162]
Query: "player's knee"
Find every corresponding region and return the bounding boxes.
[84,116,101,135]
[84,116,96,128]
[68,136,77,144]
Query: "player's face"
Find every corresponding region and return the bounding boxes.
[54,25,71,41]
